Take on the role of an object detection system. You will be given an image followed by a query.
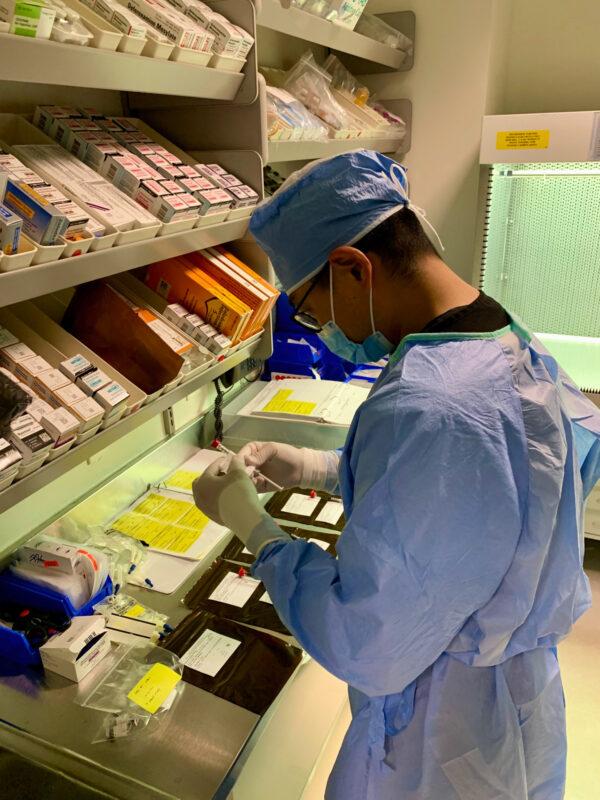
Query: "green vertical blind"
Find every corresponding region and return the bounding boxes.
[481,162,600,392]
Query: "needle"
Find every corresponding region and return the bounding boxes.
[211,439,284,491]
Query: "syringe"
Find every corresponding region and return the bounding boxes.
[211,439,284,492]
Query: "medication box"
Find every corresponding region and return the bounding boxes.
[0,0,56,38]
[0,203,22,255]
[3,180,69,245]
[40,616,111,681]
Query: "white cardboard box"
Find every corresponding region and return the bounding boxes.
[40,616,111,682]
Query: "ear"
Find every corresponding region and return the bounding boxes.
[328,246,372,286]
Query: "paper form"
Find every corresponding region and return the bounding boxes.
[281,493,320,517]
[259,591,273,604]
[308,538,330,550]
[315,501,344,526]
[109,488,227,560]
[180,629,242,677]
[164,470,200,492]
[261,389,316,416]
[161,449,222,495]
[209,572,261,607]
[132,551,200,594]
[239,379,369,426]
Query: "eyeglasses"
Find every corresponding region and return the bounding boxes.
[290,272,324,332]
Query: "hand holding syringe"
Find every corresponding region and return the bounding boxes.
[211,439,284,491]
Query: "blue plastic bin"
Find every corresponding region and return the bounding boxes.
[0,571,113,667]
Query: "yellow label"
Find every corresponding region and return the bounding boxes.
[262,389,317,416]
[151,497,191,524]
[496,129,550,150]
[165,470,200,491]
[178,505,210,529]
[127,663,181,714]
[134,493,166,516]
[124,603,145,619]
[110,512,149,536]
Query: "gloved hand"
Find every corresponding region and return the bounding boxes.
[192,455,270,543]
[237,441,340,493]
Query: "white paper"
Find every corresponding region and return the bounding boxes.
[315,500,344,526]
[259,591,273,604]
[281,493,320,517]
[209,571,260,607]
[242,547,251,555]
[238,379,368,427]
[180,629,242,677]
[129,551,200,594]
[308,538,330,550]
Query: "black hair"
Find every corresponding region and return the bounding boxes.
[352,207,437,279]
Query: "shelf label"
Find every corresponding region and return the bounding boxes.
[496,129,550,150]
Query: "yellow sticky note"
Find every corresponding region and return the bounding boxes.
[134,493,166,516]
[124,604,145,619]
[127,663,181,714]
[165,470,200,491]
[496,129,550,150]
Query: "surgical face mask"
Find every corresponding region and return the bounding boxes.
[318,265,394,365]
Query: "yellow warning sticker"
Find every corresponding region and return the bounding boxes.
[128,663,181,714]
[496,130,550,150]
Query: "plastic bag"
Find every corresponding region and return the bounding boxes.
[47,0,93,45]
[57,519,148,596]
[323,54,370,107]
[80,643,184,742]
[283,52,356,134]
[355,12,413,53]
[93,593,168,628]
[267,86,329,142]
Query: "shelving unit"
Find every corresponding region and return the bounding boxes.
[0,216,251,307]
[268,133,405,162]
[0,33,245,99]
[257,0,408,70]
[0,336,260,514]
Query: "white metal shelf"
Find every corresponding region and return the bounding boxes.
[0,337,262,513]
[0,33,244,99]
[0,217,250,308]
[268,135,405,162]
[257,0,406,70]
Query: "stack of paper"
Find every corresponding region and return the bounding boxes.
[238,379,369,426]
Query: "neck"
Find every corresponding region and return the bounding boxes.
[378,255,480,344]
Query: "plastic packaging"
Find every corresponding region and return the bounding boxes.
[94,593,168,628]
[354,12,413,53]
[323,53,370,107]
[47,0,94,45]
[283,51,356,134]
[79,643,183,741]
[266,86,329,142]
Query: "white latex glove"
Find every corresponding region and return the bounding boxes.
[192,456,270,543]
[238,441,339,493]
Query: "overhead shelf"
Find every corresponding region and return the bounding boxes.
[0,33,244,99]
[268,135,405,162]
[0,216,251,308]
[257,0,407,70]
[0,336,262,514]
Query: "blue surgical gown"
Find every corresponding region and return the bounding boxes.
[252,322,600,800]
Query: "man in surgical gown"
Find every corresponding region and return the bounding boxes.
[192,151,600,800]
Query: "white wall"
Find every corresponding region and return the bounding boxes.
[502,0,600,114]
[361,0,512,281]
